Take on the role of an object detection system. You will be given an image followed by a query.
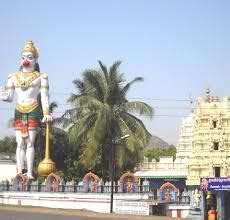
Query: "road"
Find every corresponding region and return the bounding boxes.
[0,206,180,220]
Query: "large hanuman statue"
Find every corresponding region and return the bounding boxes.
[0,40,52,179]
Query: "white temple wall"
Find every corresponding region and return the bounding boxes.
[0,192,150,215]
[0,161,16,181]
[0,191,192,218]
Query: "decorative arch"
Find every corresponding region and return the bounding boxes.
[46,173,61,192]
[83,172,100,192]
[83,172,100,182]
[119,172,138,182]
[13,173,26,191]
[159,182,178,192]
[159,182,178,202]
[118,172,139,193]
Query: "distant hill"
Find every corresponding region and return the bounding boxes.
[145,135,170,148]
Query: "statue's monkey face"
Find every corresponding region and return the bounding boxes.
[21,52,37,68]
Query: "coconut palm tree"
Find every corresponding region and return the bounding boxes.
[59,60,153,178]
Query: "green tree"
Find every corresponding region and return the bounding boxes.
[142,145,177,162]
[0,136,17,153]
[59,60,153,179]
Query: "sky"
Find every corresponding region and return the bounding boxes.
[0,0,230,144]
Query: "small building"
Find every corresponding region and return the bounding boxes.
[134,106,195,196]
[134,156,187,198]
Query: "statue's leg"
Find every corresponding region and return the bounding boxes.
[25,129,37,178]
[15,130,26,174]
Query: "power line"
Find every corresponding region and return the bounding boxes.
[50,92,193,102]
[50,92,69,96]
[128,97,191,102]
[0,105,229,111]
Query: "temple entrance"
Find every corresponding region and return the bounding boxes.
[159,182,178,202]
[149,204,166,216]
[119,172,139,193]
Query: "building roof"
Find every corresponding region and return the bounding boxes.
[134,170,188,179]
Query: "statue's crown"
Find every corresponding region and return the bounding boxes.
[22,40,39,58]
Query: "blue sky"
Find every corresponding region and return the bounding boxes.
[0,1,230,144]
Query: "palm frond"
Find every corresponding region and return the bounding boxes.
[83,69,105,101]
[98,60,109,83]
[68,112,97,145]
[72,79,86,94]
[70,95,104,110]
[116,116,139,152]
[54,117,73,128]
[61,107,87,121]
[49,102,58,114]
[109,60,122,83]
[119,112,152,145]
[92,106,110,143]
[68,93,86,103]
[121,77,143,97]
[121,101,154,118]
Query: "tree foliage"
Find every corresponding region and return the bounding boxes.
[58,60,154,179]
[142,145,177,162]
[0,136,17,153]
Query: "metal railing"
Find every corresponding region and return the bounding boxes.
[148,195,190,204]
[0,182,190,204]
[0,183,131,193]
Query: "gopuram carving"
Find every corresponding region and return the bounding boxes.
[186,88,230,185]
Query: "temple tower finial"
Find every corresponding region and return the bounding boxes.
[205,87,211,102]
[189,93,194,113]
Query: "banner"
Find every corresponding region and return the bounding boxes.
[200,177,230,191]
[115,201,149,215]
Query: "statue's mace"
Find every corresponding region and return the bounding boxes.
[37,122,56,176]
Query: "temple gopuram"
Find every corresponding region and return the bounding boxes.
[186,88,230,218]
[187,88,230,185]
[135,88,230,219]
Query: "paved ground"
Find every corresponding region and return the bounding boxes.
[0,205,190,220]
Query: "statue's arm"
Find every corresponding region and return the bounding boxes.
[0,74,15,102]
[40,73,52,122]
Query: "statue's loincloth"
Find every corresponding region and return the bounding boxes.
[14,103,40,137]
